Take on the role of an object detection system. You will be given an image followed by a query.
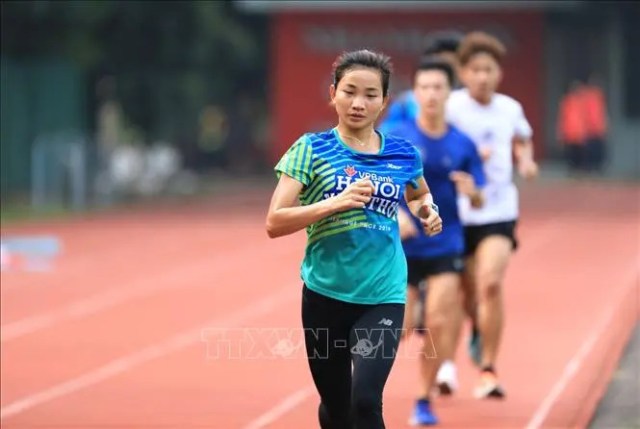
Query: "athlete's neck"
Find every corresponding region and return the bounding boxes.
[471,92,494,106]
[417,114,447,138]
[336,123,376,147]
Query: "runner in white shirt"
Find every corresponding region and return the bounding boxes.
[445,31,538,399]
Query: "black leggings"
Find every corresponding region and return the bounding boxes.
[302,285,404,429]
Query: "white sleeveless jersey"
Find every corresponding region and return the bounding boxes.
[446,89,533,226]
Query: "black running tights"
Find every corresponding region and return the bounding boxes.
[301,285,404,429]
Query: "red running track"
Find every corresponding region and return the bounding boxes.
[1,179,638,428]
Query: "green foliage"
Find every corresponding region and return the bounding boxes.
[1,0,267,146]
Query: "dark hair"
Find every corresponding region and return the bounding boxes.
[414,57,455,88]
[458,31,506,66]
[332,49,393,97]
[422,30,464,57]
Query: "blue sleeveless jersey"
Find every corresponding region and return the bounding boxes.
[275,128,423,304]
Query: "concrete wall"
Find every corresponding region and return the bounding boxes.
[606,12,640,179]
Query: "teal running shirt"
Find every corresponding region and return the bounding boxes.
[275,128,423,305]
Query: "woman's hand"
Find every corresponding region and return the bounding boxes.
[418,201,443,237]
[333,178,375,211]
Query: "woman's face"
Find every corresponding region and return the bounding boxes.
[461,52,502,102]
[330,67,387,130]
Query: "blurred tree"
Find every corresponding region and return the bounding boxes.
[1,1,114,69]
[1,0,267,153]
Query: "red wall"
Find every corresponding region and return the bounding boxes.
[269,11,544,162]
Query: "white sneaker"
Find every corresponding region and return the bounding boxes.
[436,360,458,395]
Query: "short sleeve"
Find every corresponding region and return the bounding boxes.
[274,136,314,186]
[408,145,424,189]
[514,102,533,139]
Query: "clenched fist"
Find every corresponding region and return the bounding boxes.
[418,201,443,237]
[334,178,375,211]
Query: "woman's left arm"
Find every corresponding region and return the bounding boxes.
[404,177,443,237]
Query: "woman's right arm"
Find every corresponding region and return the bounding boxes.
[265,174,374,239]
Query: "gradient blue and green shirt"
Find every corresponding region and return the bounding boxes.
[275,128,423,305]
